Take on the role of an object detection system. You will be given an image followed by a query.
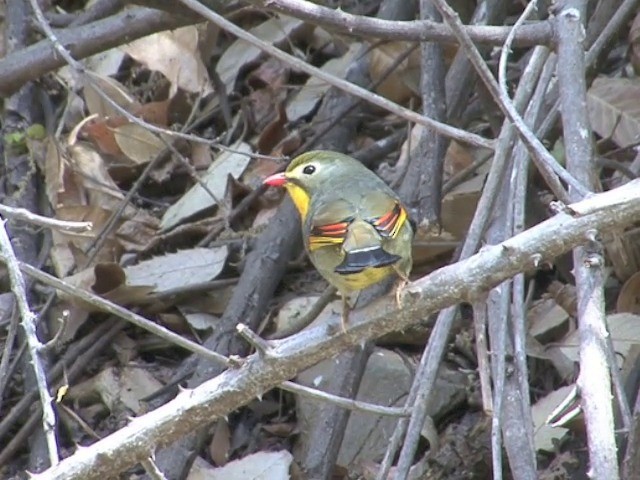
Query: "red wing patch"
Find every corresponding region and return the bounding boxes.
[311,221,350,237]
[371,203,407,238]
[308,220,352,250]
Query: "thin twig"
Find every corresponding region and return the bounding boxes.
[17,261,232,367]
[389,26,551,477]
[0,204,92,232]
[0,219,59,466]
[0,305,18,413]
[484,4,545,477]
[509,46,556,475]
[430,0,589,202]
[487,279,511,480]
[236,324,272,357]
[177,0,495,150]
[280,381,410,418]
[473,300,493,413]
[141,457,167,480]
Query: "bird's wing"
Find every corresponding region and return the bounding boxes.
[307,198,354,251]
[328,191,407,273]
[360,190,410,239]
[307,190,410,249]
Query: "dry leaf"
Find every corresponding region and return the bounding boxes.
[122,25,212,96]
[161,142,253,231]
[50,206,121,276]
[248,84,288,133]
[113,123,167,166]
[247,57,290,89]
[83,75,136,118]
[68,143,125,206]
[369,41,419,104]
[630,11,640,73]
[181,311,219,331]
[587,77,640,148]
[59,48,126,90]
[191,451,293,480]
[115,209,160,253]
[550,312,640,365]
[617,271,640,313]
[441,161,490,239]
[66,366,163,414]
[122,246,228,296]
[528,297,570,341]
[257,102,288,154]
[270,295,341,338]
[286,43,361,121]
[80,117,128,156]
[130,99,171,126]
[531,385,573,451]
[444,140,475,178]
[209,419,231,466]
[216,15,309,91]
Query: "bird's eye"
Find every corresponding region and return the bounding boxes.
[302,165,316,175]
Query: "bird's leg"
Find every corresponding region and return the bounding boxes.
[341,296,350,332]
[393,266,410,308]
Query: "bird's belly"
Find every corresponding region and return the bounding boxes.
[321,263,396,295]
[342,265,395,289]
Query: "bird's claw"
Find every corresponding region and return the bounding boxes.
[394,278,408,308]
[341,297,350,332]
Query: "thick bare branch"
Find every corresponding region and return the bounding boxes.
[0,7,195,96]
[247,0,553,46]
[556,3,619,479]
[33,179,640,479]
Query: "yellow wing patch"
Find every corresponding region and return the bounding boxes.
[308,220,350,251]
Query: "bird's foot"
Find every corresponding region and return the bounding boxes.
[394,280,407,308]
[393,267,410,308]
[341,297,350,332]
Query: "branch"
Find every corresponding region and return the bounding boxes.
[17,264,232,367]
[0,7,196,96]
[178,0,494,150]
[0,204,92,232]
[556,3,620,478]
[247,0,553,46]
[0,220,59,466]
[429,0,589,202]
[33,179,640,479]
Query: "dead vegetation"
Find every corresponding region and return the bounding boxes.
[1,0,640,479]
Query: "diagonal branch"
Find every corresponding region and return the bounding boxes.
[178,0,494,149]
[429,0,589,202]
[0,7,196,96]
[33,179,640,479]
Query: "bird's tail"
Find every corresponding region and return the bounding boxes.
[333,219,400,274]
[334,246,400,274]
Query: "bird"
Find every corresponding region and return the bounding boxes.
[263,150,413,331]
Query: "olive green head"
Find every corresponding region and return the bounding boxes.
[282,150,365,196]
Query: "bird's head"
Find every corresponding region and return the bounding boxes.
[263,151,357,218]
